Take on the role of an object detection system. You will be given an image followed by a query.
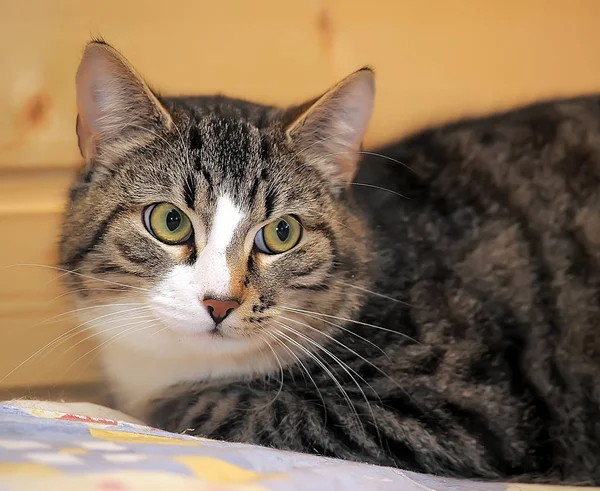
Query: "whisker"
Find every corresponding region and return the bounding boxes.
[265,329,324,404]
[49,287,130,302]
[263,330,313,391]
[344,181,408,200]
[82,317,162,372]
[62,313,156,355]
[267,327,360,434]
[273,318,380,404]
[42,311,154,361]
[148,324,171,338]
[65,318,159,372]
[277,307,427,415]
[4,264,152,292]
[39,265,86,288]
[269,320,366,437]
[267,324,356,416]
[251,332,285,410]
[36,303,148,327]
[79,319,168,375]
[275,317,384,444]
[276,306,421,345]
[61,323,157,381]
[336,281,413,307]
[0,306,151,384]
[279,308,390,360]
[332,150,416,174]
[277,314,395,416]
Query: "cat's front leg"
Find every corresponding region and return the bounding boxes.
[147,381,372,459]
[146,380,506,481]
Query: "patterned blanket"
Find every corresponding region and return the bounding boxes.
[0,401,591,490]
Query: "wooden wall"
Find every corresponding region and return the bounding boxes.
[2,0,600,392]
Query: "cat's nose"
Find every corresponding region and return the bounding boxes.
[202,297,241,325]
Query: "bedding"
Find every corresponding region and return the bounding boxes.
[0,401,593,491]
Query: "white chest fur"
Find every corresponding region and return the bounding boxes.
[99,333,278,419]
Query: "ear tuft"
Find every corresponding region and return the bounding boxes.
[285,68,375,190]
[75,41,172,164]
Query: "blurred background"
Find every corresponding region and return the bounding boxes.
[1,0,600,401]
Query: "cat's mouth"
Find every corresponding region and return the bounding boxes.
[147,301,234,339]
[166,322,254,354]
[163,319,233,340]
[207,326,224,337]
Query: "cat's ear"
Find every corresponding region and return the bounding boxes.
[284,68,375,190]
[75,40,173,164]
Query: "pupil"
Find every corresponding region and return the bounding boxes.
[166,210,181,232]
[276,220,290,242]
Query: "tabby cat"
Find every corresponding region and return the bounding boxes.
[60,40,600,484]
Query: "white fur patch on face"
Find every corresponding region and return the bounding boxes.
[196,194,245,296]
[149,194,245,335]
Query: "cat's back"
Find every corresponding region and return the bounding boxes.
[353,94,600,482]
[357,94,600,207]
[356,94,600,279]
[355,94,600,375]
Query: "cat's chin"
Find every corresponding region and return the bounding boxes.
[137,319,257,358]
[98,322,276,419]
[160,321,239,343]
[165,323,222,337]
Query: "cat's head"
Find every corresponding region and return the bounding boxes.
[59,41,375,391]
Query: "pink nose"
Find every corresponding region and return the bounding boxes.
[202,298,241,324]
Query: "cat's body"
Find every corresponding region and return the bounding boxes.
[61,41,600,484]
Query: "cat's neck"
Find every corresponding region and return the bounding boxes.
[100,336,280,418]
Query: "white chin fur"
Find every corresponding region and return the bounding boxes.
[97,324,273,419]
[82,263,268,419]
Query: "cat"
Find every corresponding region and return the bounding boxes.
[60,40,600,484]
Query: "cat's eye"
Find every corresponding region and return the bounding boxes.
[254,215,302,255]
[143,203,193,245]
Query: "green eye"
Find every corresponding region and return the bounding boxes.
[143,203,193,245]
[254,215,302,254]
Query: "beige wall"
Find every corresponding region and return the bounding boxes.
[2,0,600,390]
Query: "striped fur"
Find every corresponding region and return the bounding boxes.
[61,41,600,484]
